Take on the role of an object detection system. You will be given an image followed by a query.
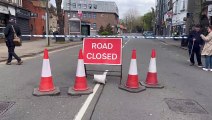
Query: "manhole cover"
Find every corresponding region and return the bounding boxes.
[164,98,208,114]
[0,101,15,116]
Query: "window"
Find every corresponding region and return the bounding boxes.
[93,4,97,9]
[93,23,96,29]
[78,4,81,9]
[83,4,87,9]
[83,13,87,18]
[180,0,185,11]
[88,4,92,9]
[72,3,76,8]
[92,13,96,19]
[87,13,91,18]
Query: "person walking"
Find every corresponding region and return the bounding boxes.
[4,18,23,65]
[200,26,212,71]
[187,24,203,67]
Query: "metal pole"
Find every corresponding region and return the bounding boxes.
[46,0,50,46]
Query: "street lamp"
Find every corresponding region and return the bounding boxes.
[46,0,50,46]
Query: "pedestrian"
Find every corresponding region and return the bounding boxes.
[200,25,212,71]
[187,24,203,67]
[4,18,23,65]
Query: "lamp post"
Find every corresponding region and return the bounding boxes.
[46,0,50,46]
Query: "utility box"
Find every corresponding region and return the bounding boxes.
[69,17,81,41]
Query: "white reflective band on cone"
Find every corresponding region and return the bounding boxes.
[76,60,86,77]
[128,59,138,75]
[149,58,157,73]
[41,59,52,77]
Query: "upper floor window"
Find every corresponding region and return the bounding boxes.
[93,4,97,9]
[83,13,87,18]
[83,4,87,9]
[72,3,76,8]
[87,13,91,18]
[180,0,185,11]
[92,13,96,18]
[78,4,81,9]
[88,4,92,9]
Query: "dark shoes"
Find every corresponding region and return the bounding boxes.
[17,60,23,65]
[190,63,194,66]
[6,62,11,65]
[197,64,203,68]
[6,60,23,65]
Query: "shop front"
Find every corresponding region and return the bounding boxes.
[0,4,9,42]
[16,8,30,40]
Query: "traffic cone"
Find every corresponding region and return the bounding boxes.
[68,49,93,95]
[119,50,146,93]
[33,49,60,96]
[141,49,164,88]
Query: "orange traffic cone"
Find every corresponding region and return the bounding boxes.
[68,49,93,95]
[33,49,60,96]
[141,49,164,88]
[119,50,145,93]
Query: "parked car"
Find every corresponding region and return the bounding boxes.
[143,31,155,38]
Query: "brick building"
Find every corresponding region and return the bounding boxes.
[63,0,119,35]
[22,0,46,36]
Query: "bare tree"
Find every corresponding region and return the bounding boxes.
[124,8,139,32]
[55,0,64,35]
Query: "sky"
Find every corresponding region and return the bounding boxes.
[50,0,155,19]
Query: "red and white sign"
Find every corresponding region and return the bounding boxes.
[83,38,122,65]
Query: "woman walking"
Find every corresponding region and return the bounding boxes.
[200,26,212,71]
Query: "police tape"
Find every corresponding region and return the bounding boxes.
[21,35,188,39]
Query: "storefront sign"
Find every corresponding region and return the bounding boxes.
[16,8,30,19]
[0,5,9,14]
[83,38,122,65]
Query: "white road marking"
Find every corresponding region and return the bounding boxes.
[161,42,168,45]
[123,39,130,48]
[74,84,100,120]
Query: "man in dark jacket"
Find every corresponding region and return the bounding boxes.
[4,19,23,65]
[188,24,203,67]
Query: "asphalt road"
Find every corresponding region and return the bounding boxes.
[0,37,212,120]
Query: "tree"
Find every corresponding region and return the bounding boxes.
[98,25,104,34]
[55,0,64,35]
[105,24,113,34]
[124,8,139,32]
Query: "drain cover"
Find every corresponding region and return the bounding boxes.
[0,101,15,115]
[164,98,208,114]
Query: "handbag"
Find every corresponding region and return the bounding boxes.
[11,25,22,46]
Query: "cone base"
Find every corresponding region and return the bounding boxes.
[119,84,146,93]
[68,87,93,96]
[33,87,60,96]
[140,81,164,88]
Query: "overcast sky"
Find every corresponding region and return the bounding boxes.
[50,0,155,18]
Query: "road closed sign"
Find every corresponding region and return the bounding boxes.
[83,38,122,65]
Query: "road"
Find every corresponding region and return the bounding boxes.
[0,36,212,120]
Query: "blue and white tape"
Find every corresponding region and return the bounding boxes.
[21,35,188,39]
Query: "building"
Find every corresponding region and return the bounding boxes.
[23,0,57,37]
[0,0,31,40]
[155,0,165,35]
[63,0,119,35]
[156,0,202,36]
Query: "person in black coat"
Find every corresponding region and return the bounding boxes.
[187,24,203,67]
[4,19,23,65]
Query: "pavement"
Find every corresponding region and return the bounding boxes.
[159,38,188,50]
[0,39,82,62]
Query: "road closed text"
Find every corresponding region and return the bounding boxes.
[83,38,122,65]
[86,43,117,60]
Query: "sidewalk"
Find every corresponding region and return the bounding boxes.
[159,38,188,50]
[0,39,82,62]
